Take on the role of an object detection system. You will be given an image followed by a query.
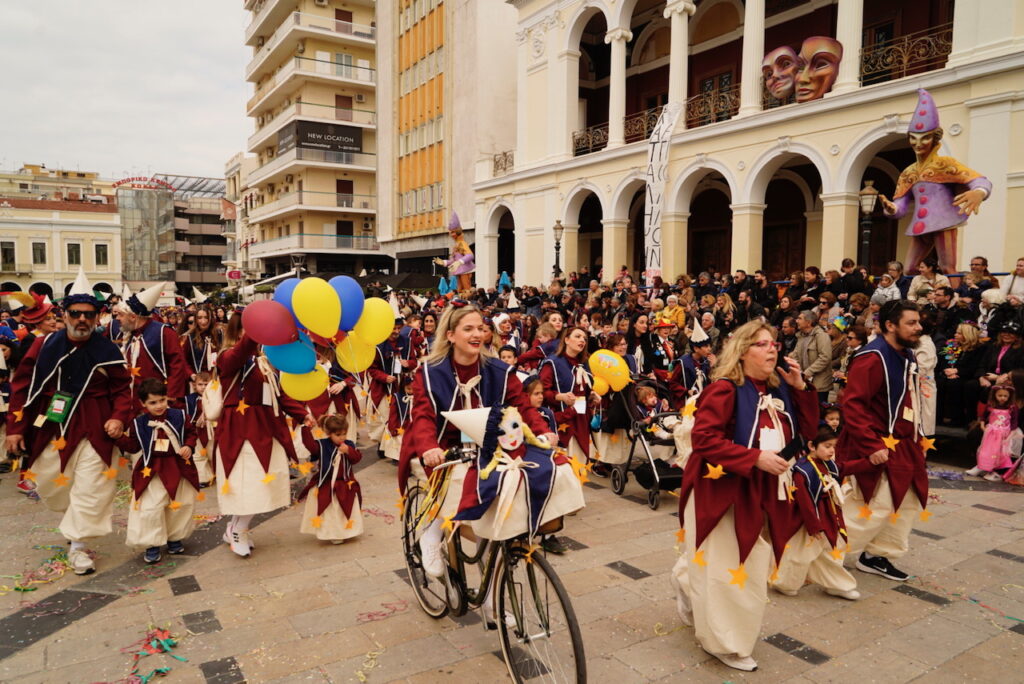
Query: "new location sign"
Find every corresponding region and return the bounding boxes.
[277,121,362,155]
[226,270,242,280]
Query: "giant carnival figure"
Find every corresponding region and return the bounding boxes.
[434,212,475,293]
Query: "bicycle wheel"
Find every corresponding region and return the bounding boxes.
[496,548,586,683]
[402,484,449,618]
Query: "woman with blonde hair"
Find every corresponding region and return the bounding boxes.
[675,320,818,671]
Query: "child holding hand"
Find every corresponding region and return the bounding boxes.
[298,413,363,544]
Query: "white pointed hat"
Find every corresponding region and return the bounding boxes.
[389,291,401,316]
[192,286,209,304]
[64,266,99,307]
[441,407,493,446]
[689,319,709,345]
[127,282,164,316]
[411,293,428,308]
[506,290,520,310]
[358,268,367,277]
[121,283,133,300]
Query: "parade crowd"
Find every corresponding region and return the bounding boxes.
[3,252,1024,673]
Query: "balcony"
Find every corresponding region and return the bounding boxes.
[250,233,379,259]
[684,83,740,130]
[248,147,377,187]
[247,56,376,116]
[492,150,514,177]
[249,191,376,223]
[0,262,32,276]
[246,11,376,82]
[860,22,954,87]
[245,0,294,46]
[249,101,376,151]
[623,105,664,144]
[572,123,609,156]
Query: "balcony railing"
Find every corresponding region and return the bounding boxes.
[250,147,376,184]
[572,123,609,156]
[623,105,664,144]
[250,233,379,258]
[0,262,32,274]
[246,11,376,77]
[248,191,376,221]
[250,101,376,148]
[860,22,954,86]
[685,83,740,129]
[492,150,514,176]
[248,56,376,111]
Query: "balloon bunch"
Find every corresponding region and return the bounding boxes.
[587,350,632,396]
[241,276,396,401]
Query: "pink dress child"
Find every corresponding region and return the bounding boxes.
[977,406,1018,472]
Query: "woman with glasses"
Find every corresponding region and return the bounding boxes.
[674,320,818,671]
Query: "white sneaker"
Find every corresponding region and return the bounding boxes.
[825,588,861,600]
[964,466,984,477]
[419,536,445,578]
[223,526,251,557]
[67,548,95,575]
[984,472,1004,482]
[706,650,757,671]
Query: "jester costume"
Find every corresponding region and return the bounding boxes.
[298,431,363,541]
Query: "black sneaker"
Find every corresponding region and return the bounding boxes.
[590,463,610,478]
[542,536,569,555]
[144,547,162,564]
[166,540,185,555]
[855,553,909,581]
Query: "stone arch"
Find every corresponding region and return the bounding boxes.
[669,157,739,212]
[29,282,53,298]
[485,199,515,236]
[610,171,647,220]
[1,281,21,292]
[743,141,833,205]
[630,19,671,68]
[564,1,615,52]
[691,0,744,43]
[93,281,114,294]
[772,169,815,211]
[837,119,910,194]
[562,181,608,223]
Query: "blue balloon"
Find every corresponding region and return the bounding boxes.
[272,278,302,326]
[264,331,316,374]
[329,275,365,331]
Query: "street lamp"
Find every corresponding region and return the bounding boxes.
[552,220,565,282]
[858,180,879,269]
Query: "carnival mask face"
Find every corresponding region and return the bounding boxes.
[907,130,941,159]
[497,409,525,452]
[795,37,843,102]
[762,46,798,100]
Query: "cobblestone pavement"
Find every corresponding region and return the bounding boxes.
[0,443,1022,683]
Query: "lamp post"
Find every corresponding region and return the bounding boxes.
[552,220,565,282]
[858,180,879,269]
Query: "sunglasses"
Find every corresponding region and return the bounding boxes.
[67,310,98,320]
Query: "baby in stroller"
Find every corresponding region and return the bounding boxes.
[610,379,684,509]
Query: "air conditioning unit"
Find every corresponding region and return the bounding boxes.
[314,0,328,6]
[256,36,265,48]
[362,221,373,232]
[355,93,366,103]
[296,40,305,54]
[285,174,294,183]
[267,183,276,193]
[257,115,264,126]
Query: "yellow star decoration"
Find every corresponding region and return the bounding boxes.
[675,529,686,543]
[51,436,67,451]
[882,433,900,451]
[396,427,405,436]
[522,544,541,564]
[102,467,118,480]
[919,436,936,453]
[728,564,749,589]
[858,505,873,519]
[919,509,932,522]
[682,401,698,418]
[345,519,354,530]
[311,516,323,529]
[313,428,326,439]
[346,479,356,487]
[889,512,901,524]
[770,566,780,583]
[703,463,725,480]
[382,433,391,442]
[297,462,314,475]
[168,500,182,511]
[12,409,23,422]
[830,546,845,561]
[441,514,456,534]
[130,366,141,377]
[196,491,206,502]
[396,495,406,514]
[693,549,707,567]
[289,430,296,440]
[236,399,250,415]
[784,543,792,551]
[23,470,37,482]
[142,466,153,478]
[53,473,70,487]
[839,527,847,536]
[209,379,219,391]
[221,481,231,494]
[261,472,277,484]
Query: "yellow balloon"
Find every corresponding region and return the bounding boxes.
[293,278,341,338]
[280,366,329,402]
[589,350,630,392]
[353,297,395,346]
[592,377,610,396]
[609,373,630,392]
[335,332,376,373]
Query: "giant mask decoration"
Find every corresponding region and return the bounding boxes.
[795,36,843,102]
[761,46,799,101]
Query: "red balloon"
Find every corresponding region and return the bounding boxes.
[241,300,298,346]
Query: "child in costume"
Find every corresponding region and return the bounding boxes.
[298,413,363,543]
[184,370,215,487]
[118,378,200,564]
[967,385,1017,481]
[772,426,860,600]
[822,403,842,433]
[383,379,413,461]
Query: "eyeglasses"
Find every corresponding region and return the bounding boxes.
[66,310,98,320]
[750,340,782,351]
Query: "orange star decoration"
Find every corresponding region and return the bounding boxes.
[728,563,748,589]
[382,433,391,442]
[396,427,405,436]
[557,423,570,433]
[102,467,118,480]
[53,473,70,488]
[858,505,873,519]
[119,456,130,468]
[196,491,206,502]
[236,399,250,415]
[522,543,541,564]
[829,546,845,561]
[142,466,152,478]
[199,447,207,456]
[345,519,354,530]
[675,528,686,543]
[609,434,620,444]
[313,428,326,439]
[130,366,141,377]
[12,409,23,423]
[261,472,277,484]
[50,436,67,451]
[882,433,900,451]
[693,549,707,567]
[22,470,37,482]
[168,500,182,511]
[703,463,725,480]
[682,401,698,418]
[396,495,406,514]
[221,481,231,495]
[919,436,936,453]
[297,462,314,475]
[311,516,323,529]
[889,512,901,524]
[770,566,780,583]
[919,509,932,522]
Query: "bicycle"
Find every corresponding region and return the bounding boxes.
[401,444,587,683]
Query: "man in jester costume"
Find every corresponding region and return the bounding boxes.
[879,88,992,275]
[838,300,930,582]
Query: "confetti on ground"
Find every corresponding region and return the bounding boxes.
[18,592,103,618]
[0,546,87,595]
[114,479,134,507]
[917,578,1024,625]
[116,627,187,683]
[927,467,965,481]
[354,643,385,682]
[192,514,223,529]
[357,600,408,623]
[362,506,395,525]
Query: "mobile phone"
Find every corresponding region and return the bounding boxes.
[776,355,791,373]
[778,437,805,460]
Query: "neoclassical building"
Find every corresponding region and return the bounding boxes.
[472,0,1024,286]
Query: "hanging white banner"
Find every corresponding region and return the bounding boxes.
[643,102,683,286]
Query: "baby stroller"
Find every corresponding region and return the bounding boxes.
[608,378,683,510]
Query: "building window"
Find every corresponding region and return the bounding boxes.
[67,243,81,267]
[0,241,14,271]
[32,242,46,265]
[95,243,108,267]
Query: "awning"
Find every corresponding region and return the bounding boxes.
[396,247,447,260]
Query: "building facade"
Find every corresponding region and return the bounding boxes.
[376,0,518,274]
[0,164,122,297]
[223,152,261,292]
[243,0,390,278]
[472,0,1024,287]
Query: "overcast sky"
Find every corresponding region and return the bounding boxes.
[0,1,252,180]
